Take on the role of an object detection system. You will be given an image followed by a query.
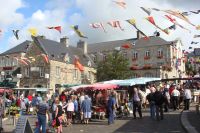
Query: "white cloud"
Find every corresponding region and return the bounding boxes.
[0,0,25,28]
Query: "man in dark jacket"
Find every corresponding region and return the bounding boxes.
[154,87,165,121]
[107,92,116,125]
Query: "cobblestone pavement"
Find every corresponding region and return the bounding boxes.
[63,109,185,133]
[186,105,200,133]
[1,109,185,133]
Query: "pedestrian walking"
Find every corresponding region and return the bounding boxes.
[81,95,92,124]
[154,86,165,121]
[184,85,192,110]
[107,92,116,125]
[132,88,142,119]
[146,87,156,119]
[171,87,180,110]
[35,97,50,133]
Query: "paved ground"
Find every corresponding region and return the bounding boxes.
[1,109,185,133]
[185,104,200,133]
[63,109,185,133]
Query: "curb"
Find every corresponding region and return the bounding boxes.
[180,110,198,133]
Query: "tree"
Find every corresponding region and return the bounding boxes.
[185,61,197,76]
[96,51,132,82]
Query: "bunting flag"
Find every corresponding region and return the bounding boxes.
[126,18,149,40]
[41,54,49,63]
[153,31,160,36]
[89,23,106,32]
[113,0,126,9]
[146,16,169,34]
[28,56,36,62]
[163,24,176,34]
[191,41,199,44]
[194,35,200,38]
[151,8,160,11]
[71,25,88,38]
[164,15,190,32]
[12,30,19,40]
[190,10,200,14]
[22,58,31,64]
[74,56,84,71]
[196,25,200,30]
[182,10,200,15]
[121,43,132,49]
[19,59,29,65]
[140,7,151,16]
[28,28,37,36]
[108,21,124,31]
[47,26,61,33]
[164,10,195,26]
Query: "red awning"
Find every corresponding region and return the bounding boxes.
[76,83,118,91]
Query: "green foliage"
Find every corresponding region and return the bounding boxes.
[185,61,197,76]
[96,51,132,82]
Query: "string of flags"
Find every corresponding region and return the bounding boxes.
[113,0,126,9]
[0,5,199,45]
[90,23,106,33]
[191,41,199,44]
[182,10,200,16]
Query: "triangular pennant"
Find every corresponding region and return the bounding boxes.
[164,10,195,26]
[71,25,88,38]
[140,7,151,16]
[191,41,199,44]
[126,19,149,40]
[28,28,37,36]
[121,43,132,49]
[193,35,200,38]
[113,0,126,9]
[47,26,61,33]
[74,56,84,71]
[196,25,200,30]
[164,15,190,32]
[108,21,124,31]
[41,54,49,63]
[89,22,106,32]
[12,30,19,40]
[146,16,169,34]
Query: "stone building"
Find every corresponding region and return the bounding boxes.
[187,48,200,76]
[87,34,185,79]
[0,36,96,92]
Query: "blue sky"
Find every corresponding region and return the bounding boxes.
[0,0,200,53]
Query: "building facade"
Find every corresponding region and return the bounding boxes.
[88,34,185,79]
[0,36,96,92]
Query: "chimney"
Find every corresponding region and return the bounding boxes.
[60,36,69,47]
[77,40,87,54]
[136,31,144,39]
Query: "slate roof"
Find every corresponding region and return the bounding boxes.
[32,37,94,66]
[0,37,94,67]
[0,41,31,55]
[88,36,173,53]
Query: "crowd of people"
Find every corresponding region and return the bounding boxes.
[0,81,198,133]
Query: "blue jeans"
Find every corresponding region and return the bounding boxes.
[35,114,46,133]
[108,108,114,124]
[150,102,156,119]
